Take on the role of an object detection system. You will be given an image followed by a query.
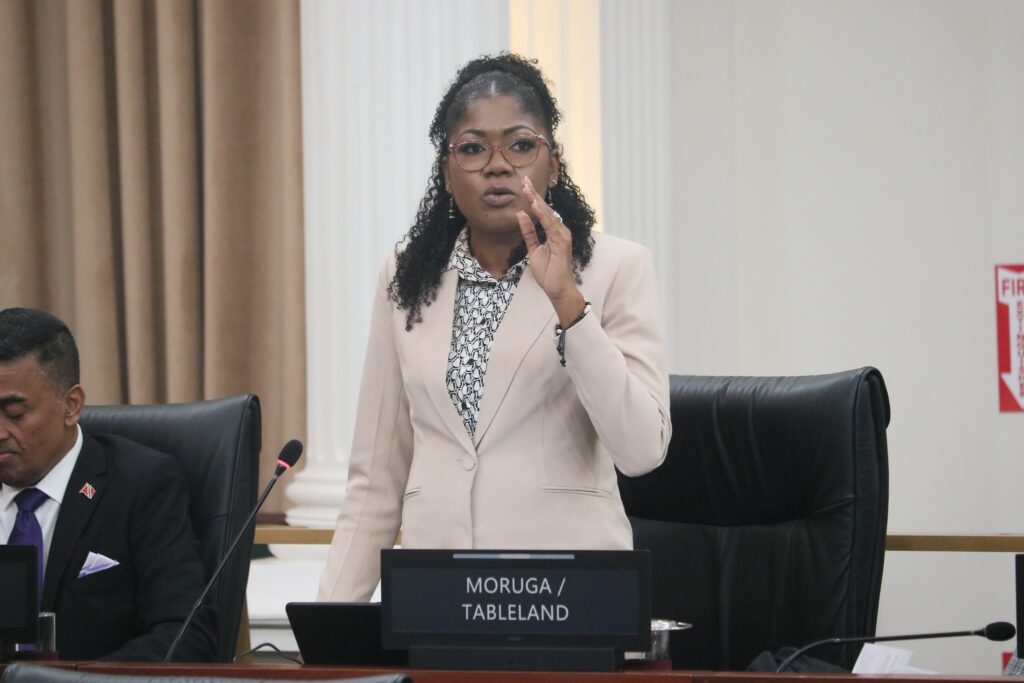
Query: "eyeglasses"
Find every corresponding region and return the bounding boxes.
[448,133,552,172]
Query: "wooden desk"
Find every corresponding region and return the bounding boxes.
[885,534,1024,553]
[50,661,1006,682]
[255,525,333,545]
[244,526,1022,676]
[255,525,1024,553]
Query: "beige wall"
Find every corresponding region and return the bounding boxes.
[604,0,1023,674]
[293,0,1024,672]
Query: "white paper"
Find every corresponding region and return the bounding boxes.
[78,551,120,578]
[852,643,914,674]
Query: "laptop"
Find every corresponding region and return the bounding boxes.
[286,602,407,666]
[1,545,38,650]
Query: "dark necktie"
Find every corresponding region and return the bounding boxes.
[8,487,49,601]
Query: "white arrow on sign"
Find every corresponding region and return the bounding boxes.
[997,267,1024,410]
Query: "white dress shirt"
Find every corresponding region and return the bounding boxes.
[0,424,83,577]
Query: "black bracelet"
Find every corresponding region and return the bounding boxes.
[554,301,592,367]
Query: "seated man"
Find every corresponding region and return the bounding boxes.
[0,308,216,661]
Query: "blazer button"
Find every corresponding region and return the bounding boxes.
[461,453,476,471]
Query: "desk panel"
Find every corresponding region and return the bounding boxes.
[82,663,682,682]
[72,662,1007,682]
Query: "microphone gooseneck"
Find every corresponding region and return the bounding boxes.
[164,440,304,662]
[775,621,1016,673]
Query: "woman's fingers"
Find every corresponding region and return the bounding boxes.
[517,210,541,251]
[523,177,571,249]
[523,177,553,222]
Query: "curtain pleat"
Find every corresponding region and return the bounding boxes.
[0,0,48,305]
[0,0,305,513]
[153,0,203,404]
[66,0,125,401]
[111,0,160,403]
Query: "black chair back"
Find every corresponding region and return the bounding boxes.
[618,368,889,670]
[79,395,261,663]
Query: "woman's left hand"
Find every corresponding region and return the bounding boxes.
[517,177,586,325]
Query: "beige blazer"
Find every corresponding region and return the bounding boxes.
[318,231,672,601]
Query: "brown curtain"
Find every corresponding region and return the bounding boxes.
[0,0,305,514]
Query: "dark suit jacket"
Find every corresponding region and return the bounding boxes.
[42,431,217,661]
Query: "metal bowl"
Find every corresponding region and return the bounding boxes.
[625,619,692,667]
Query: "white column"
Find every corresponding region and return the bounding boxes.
[598,0,676,365]
[510,0,604,231]
[283,0,510,537]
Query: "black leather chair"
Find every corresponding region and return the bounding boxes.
[0,663,410,683]
[79,395,261,663]
[618,368,890,670]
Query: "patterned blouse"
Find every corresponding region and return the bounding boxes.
[445,229,527,438]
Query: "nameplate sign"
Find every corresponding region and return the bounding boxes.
[380,549,650,661]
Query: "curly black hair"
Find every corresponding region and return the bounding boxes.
[388,53,596,330]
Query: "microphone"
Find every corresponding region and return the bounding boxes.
[775,621,1016,672]
[274,439,304,475]
[164,439,304,662]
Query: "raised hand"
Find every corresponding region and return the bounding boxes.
[516,176,586,326]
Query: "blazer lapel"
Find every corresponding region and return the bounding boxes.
[473,269,553,447]
[418,267,477,455]
[43,433,107,609]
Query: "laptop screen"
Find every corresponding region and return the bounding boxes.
[286,602,406,666]
[0,545,37,645]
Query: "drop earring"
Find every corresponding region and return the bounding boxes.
[546,187,562,222]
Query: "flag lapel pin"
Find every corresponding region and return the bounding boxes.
[79,483,96,500]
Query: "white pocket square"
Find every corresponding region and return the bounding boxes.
[78,551,119,578]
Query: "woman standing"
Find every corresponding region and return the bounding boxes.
[318,54,671,602]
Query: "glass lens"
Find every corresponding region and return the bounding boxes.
[453,141,491,171]
[503,136,541,167]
